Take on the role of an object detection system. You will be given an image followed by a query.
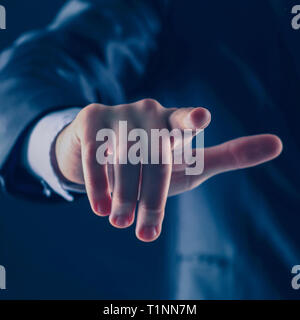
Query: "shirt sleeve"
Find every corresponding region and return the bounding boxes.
[23,108,87,201]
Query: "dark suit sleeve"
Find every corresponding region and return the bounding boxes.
[0,0,165,197]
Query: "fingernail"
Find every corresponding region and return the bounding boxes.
[140,226,158,241]
[96,199,111,216]
[114,215,130,228]
[189,108,211,129]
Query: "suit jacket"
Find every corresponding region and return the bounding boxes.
[0,0,299,299]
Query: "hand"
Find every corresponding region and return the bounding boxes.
[55,99,282,242]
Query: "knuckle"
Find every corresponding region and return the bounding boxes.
[114,193,135,206]
[139,202,163,218]
[78,104,102,123]
[139,98,161,111]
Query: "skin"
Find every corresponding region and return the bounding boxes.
[55,99,283,242]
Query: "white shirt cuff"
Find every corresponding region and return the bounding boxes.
[23,107,85,201]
